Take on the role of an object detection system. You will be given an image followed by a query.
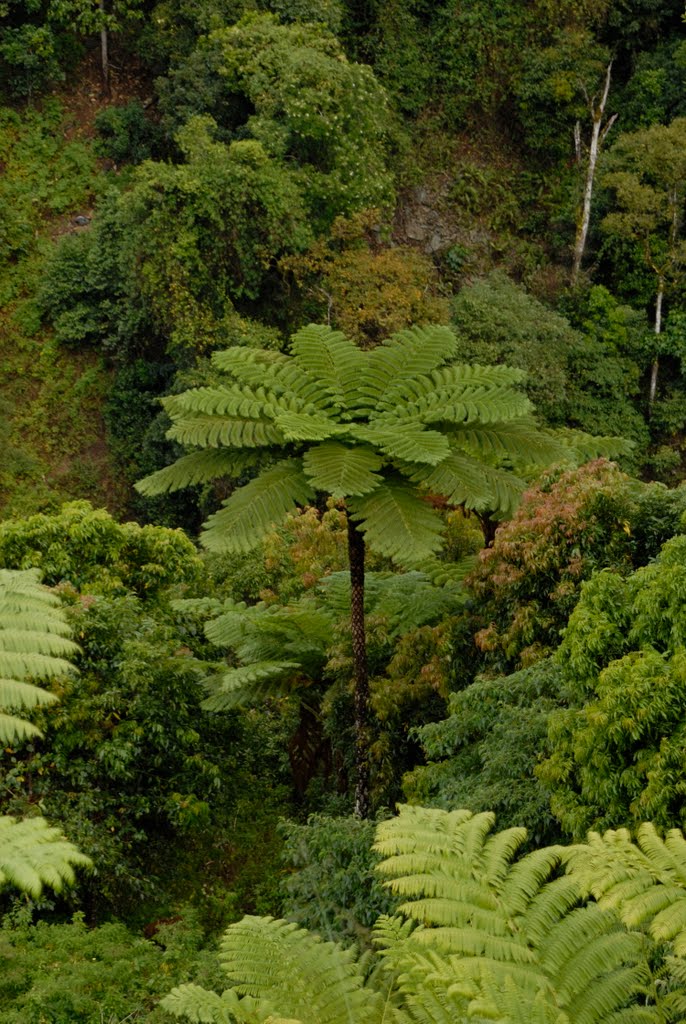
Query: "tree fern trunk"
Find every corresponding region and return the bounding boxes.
[347,515,371,819]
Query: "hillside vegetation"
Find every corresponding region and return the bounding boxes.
[2,2,686,1021]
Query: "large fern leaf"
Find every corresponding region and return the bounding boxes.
[290,324,367,412]
[202,661,304,710]
[565,824,686,956]
[201,460,315,553]
[0,568,79,745]
[367,326,459,406]
[374,806,652,1024]
[219,916,395,1024]
[0,815,90,897]
[168,413,285,449]
[302,442,383,498]
[135,450,264,496]
[348,479,445,564]
[353,424,451,466]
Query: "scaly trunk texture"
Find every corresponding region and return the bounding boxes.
[347,514,371,819]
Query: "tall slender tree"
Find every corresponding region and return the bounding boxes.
[137,324,588,816]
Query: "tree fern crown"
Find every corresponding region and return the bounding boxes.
[137,324,627,562]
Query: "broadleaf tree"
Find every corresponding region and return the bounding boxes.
[137,323,611,817]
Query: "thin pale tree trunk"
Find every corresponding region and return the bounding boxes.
[649,279,664,413]
[347,514,371,819]
[99,0,110,98]
[571,62,617,286]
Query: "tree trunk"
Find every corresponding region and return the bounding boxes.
[649,279,664,413]
[99,0,110,98]
[347,514,371,819]
[571,62,616,286]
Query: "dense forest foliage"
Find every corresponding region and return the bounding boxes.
[2,0,686,1020]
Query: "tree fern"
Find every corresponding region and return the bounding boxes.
[137,322,618,816]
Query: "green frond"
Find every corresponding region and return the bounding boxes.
[136,450,262,496]
[551,428,635,462]
[201,460,314,553]
[450,420,569,465]
[565,824,686,955]
[319,571,461,636]
[302,442,383,498]
[373,806,652,1024]
[0,568,78,746]
[411,556,477,587]
[368,326,459,407]
[348,479,445,565]
[290,324,366,411]
[406,451,526,516]
[164,384,300,421]
[202,661,303,710]
[0,712,42,743]
[161,983,254,1023]
[203,600,253,649]
[353,424,451,466]
[372,365,528,421]
[409,451,494,506]
[0,678,58,709]
[418,385,532,427]
[218,915,391,1024]
[273,410,346,442]
[0,815,90,897]
[168,414,285,449]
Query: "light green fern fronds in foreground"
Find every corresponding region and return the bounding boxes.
[0,816,91,897]
[162,915,399,1024]
[0,568,89,895]
[0,567,79,745]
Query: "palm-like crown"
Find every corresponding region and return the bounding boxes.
[138,324,579,564]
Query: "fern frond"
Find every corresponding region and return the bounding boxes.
[418,385,532,427]
[352,424,450,466]
[302,442,383,498]
[550,428,635,462]
[348,479,445,565]
[218,915,392,1024]
[0,569,78,746]
[319,571,460,636]
[368,326,459,407]
[0,815,90,897]
[164,384,300,421]
[0,712,42,743]
[450,420,569,465]
[565,824,686,955]
[168,414,285,449]
[290,324,366,411]
[406,451,526,516]
[202,661,303,710]
[136,450,262,496]
[273,410,346,442]
[161,983,257,1023]
[201,460,314,553]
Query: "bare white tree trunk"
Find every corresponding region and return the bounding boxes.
[649,279,664,412]
[99,0,110,97]
[571,61,617,286]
